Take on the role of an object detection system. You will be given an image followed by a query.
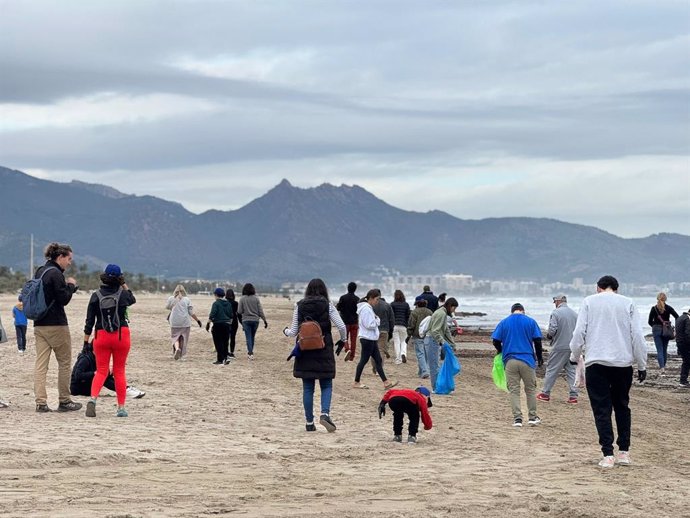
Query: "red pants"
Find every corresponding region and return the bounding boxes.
[346,324,358,360]
[91,327,131,406]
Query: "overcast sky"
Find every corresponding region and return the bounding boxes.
[1,0,688,238]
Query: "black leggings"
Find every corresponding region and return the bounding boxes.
[355,338,387,383]
[229,322,238,354]
[211,322,231,362]
[388,396,420,436]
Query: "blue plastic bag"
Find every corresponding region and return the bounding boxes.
[434,343,460,394]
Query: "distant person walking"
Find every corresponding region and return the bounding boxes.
[570,275,647,468]
[353,289,398,390]
[492,303,543,427]
[428,297,459,391]
[537,295,579,404]
[83,264,136,418]
[208,287,233,365]
[284,278,347,432]
[647,292,679,375]
[407,297,433,379]
[13,295,27,353]
[33,242,82,413]
[371,295,394,373]
[225,289,241,361]
[390,290,411,365]
[336,282,359,362]
[675,308,690,388]
[166,285,203,360]
[417,285,439,313]
[238,283,268,360]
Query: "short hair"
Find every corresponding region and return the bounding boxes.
[438,292,447,303]
[511,302,525,313]
[596,275,619,291]
[423,285,431,292]
[99,272,124,287]
[415,298,428,307]
[365,288,381,301]
[394,290,405,303]
[347,282,357,293]
[242,283,256,296]
[305,278,329,299]
[44,242,72,260]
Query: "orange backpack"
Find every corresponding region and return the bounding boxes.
[298,319,325,351]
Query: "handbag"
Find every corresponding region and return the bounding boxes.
[656,308,675,340]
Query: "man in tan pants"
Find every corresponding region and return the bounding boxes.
[32,242,82,413]
[491,303,544,427]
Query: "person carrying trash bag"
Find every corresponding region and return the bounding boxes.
[427,297,459,391]
[378,386,433,444]
[435,343,460,394]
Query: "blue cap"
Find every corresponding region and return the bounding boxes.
[214,287,225,297]
[416,386,431,397]
[104,264,122,276]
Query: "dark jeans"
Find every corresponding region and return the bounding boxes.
[211,323,230,362]
[388,396,420,436]
[585,363,633,456]
[242,320,259,354]
[652,325,670,368]
[679,345,690,384]
[355,338,387,383]
[229,322,238,355]
[15,325,27,351]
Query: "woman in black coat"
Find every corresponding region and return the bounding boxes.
[283,278,347,432]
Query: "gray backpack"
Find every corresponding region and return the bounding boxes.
[96,287,123,333]
[20,266,58,320]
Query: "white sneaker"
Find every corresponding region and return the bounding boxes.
[615,451,631,466]
[126,386,146,399]
[598,455,615,468]
[0,399,9,408]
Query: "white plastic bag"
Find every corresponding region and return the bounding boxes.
[418,315,432,338]
[574,355,586,389]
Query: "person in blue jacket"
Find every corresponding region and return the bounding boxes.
[13,295,28,353]
[492,303,543,428]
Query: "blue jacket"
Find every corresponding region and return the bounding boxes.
[13,305,27,326]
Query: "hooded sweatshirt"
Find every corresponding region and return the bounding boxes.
[209,298,233,324]
[357,302,380,341]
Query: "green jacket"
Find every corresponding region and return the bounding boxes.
[209,298,233,324]
[408,307,433,338]
[430,307,454,346]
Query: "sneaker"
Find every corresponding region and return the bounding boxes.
[248,354,255,361]
[567,397,578,404]
[57,400,83,412]
[0,399,9,408]
[678,382,690,389]
[528,416,542,426]
[384,351,390,359]
[513,418,523,427]
[126,386,146,399]
[421,373,430,379]
[116,407,128,418]
[598,455,615,468]
[407,435,417,444]
[306,423,316,432]
[536,392,550,402]
[319,414,336,433]
[401,354,407,363]
[36,404,52,413]
[85,400,96,417]
[615,451,631,466]
[395,359,402,365]
[392,435,402,442]
[212,360,223,365]
[228,353,236,359]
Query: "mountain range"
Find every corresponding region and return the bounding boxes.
[1,166,688,284]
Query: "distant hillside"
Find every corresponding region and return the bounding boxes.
[1,166,688,283]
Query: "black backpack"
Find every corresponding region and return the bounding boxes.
[96,287,123,333]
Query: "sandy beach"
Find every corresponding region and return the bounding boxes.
[0,293,688,518]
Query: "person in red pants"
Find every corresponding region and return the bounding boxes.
[83,264,136,418]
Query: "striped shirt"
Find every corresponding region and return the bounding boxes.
[284,301,347,341]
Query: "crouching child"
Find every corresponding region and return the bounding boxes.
[378,386,433,444]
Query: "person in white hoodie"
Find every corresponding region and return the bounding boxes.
[352,289,398,390]
[569,275,647,469]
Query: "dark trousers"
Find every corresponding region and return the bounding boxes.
[355,338,387,383]
[679,345,690,384]
[585,363,633,456]
[229,322,238,355]
[388,396,420,436]
[15,325,27,350]
[212,323,231,362]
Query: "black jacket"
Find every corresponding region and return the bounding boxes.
[70,342,115,396]
[648,305,679,326]
[336,292,359,326]
[676,313,690,349]
[84,284,136,335]
[418,291,439,312]
[34,260,78,327]
[391,301,411,327]
[293,296,336,379]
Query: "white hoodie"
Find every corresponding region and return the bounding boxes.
[569,291,647,370]
[357,302,380,341]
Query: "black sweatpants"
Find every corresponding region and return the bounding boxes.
[679,345,690,384]
[388,396,420,437]
[585,363,633,456]
[355,338,387,383]
[229,322,238,355]
[211,322,231,362]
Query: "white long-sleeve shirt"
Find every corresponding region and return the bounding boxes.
[357,302,380,341]
[284,301,347,341]
[569,291,647,370]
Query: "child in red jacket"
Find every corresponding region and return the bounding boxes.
[378,386,433,444]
